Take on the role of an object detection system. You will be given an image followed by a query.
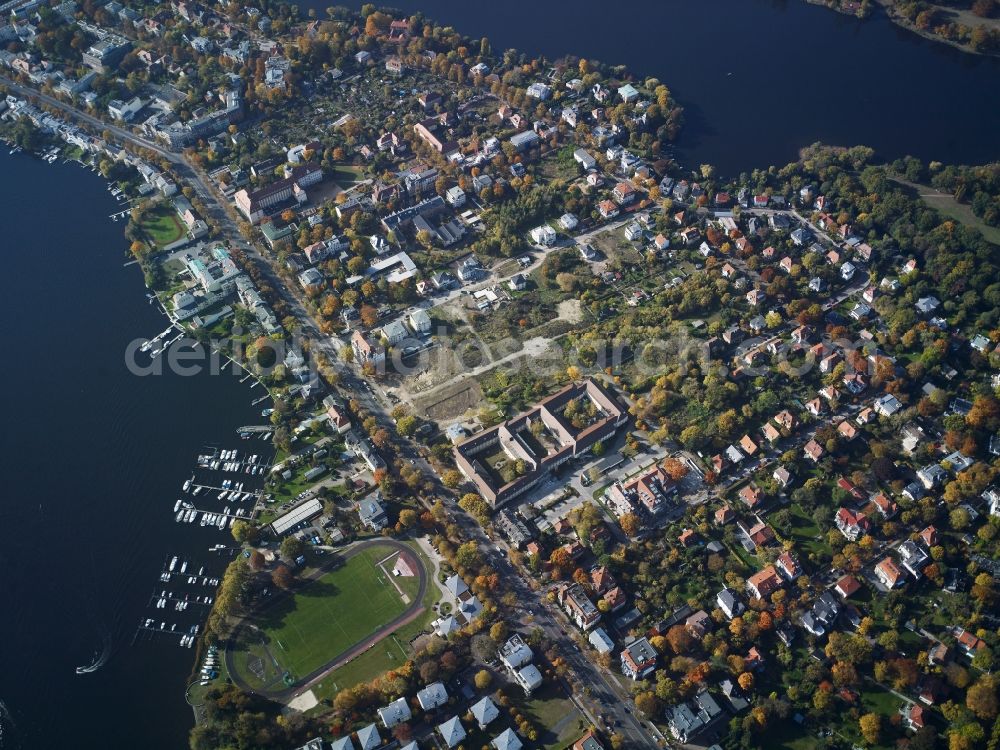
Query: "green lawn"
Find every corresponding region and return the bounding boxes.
[309,542,441,705]
[890,176,1000,245]
[523,684,586,750]
[232,545,414,686]
[140,204,186,248]
[330,165,365,185]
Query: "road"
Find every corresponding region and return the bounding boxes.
[4,78,669,746]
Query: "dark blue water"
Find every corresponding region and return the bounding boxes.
[0,150,259,749]
[328,0,1000,175]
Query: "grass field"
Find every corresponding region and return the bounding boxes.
[140,204,186,248]
[308,542,440,705]
[235,545,415,686]
[330,165,365,185]
[891,177,1000,245]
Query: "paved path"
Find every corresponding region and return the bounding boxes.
[225,537,428,701]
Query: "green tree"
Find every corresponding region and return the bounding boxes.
[280,535,305,560]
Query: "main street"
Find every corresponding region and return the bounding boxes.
[3,75,663,747]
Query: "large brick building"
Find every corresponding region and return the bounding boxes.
[453,379,628,508]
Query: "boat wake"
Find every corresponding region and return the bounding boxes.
[0,698,21,750]
[75,630,112,675]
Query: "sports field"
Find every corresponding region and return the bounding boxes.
[239,544,419,686]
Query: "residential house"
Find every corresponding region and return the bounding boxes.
[837,420,858,440]
[920,526,939,547]
[499,634,533,670]
[598,200,619,219]
[613,182,637,205]
[739,484,763,510]
[803,439,825,463]
[437,716,466,748]
[352,330,386,366]
[717,588,745,619]
[874,393,903,417]
[875,557,905,589]
[530,224,557,246]
[871,492,898,519]
[835,508,871,541]
[471,696,500,730]
[775,552,801,581]
[514,664,543,694]
[416,681,449,711]
[588,627,615,655]
[685,610,713,640]
[773,466,793,488]
[762,423,781,444]
[954,627,986,658]
[898,540,929,578]
[620,636,658,680]
[746,565,783,599]
[356,725,380,750]
[774,410,797,432]
[572,730,605,750]
[377,697,412,729]
[801,591,840,637]
[492,728,522,750]
[665,691,723,743]
[559,583,601,630]
[835,575,861,599]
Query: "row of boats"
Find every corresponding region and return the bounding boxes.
[153,590,214,611]
[240,431,273,441]
[199,645,220,684]
[195,449,267,474]
[173,507,240,529]
[140,618,201,647]
[139,326,181,358]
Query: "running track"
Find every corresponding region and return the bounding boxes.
[225,538,428,700]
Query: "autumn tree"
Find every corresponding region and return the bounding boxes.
[662,457,689,481]
[271,564,294,589]
[966,676,998,720]
[634,691,660,718]
[619,513,640,537]
[474,670,492,690]
[859,713,881,745]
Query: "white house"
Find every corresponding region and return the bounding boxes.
[446,185,466,207]
[530,224,557,246]
[438,717,466,748]
[408,309,432,335]
[470,696,500,730]
[526,82,551,100]
[379,320,409,346]
[377,697,412,729]
[416,681,449,711]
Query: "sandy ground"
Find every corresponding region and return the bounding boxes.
[286,689,318,713]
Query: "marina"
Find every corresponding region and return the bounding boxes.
[0,142,270,750]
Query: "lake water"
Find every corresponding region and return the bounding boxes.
[327,0,1000,175]
[0,150,260,750]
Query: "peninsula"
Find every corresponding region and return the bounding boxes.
[1,3,999,750]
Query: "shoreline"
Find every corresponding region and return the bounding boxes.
[804,0,1000,58]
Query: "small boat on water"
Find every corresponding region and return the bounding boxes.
[168,556,178,572]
